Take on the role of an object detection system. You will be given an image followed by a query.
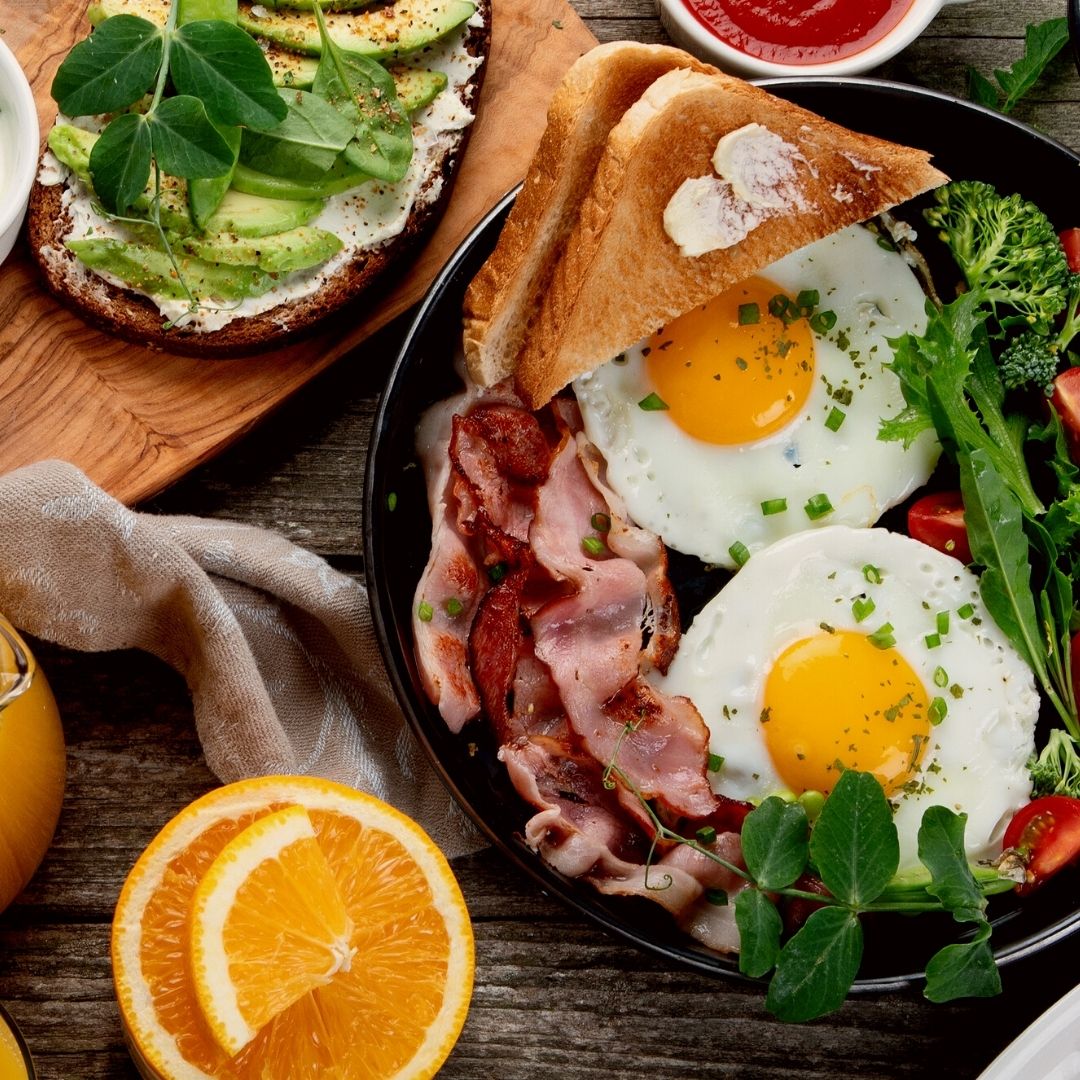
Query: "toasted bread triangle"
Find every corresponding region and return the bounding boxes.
[511,67,947,409]
[461,42,713,388]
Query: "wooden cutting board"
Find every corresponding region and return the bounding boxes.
[0,0,596,504]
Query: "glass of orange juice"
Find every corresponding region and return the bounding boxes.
[0,615,65,915]
[0,1005,34,1080]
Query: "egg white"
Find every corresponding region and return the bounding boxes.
[652,526,1039,870]
[573,225,940,568]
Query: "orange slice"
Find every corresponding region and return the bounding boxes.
[112,776,474,1080]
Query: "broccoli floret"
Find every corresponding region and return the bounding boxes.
[1029,728,1080,798]
[998,331,1059,393]
[924,181,1072,331]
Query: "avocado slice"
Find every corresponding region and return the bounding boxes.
[238,0,476,59]
[261,0,377,9]
[189,125,242,229]
[176,0,237,19]
[179,225,343,272]
[231,160,371,201]
[204,188,324,237]
[66,237,275,301]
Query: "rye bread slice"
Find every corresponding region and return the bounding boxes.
[27,2,490,357]
[511,66,948,410]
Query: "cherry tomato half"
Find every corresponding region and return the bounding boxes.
[1003,795,1080,894]
[1061,228,1080,274]
[907,491,972,563]
[1052,367,1080,464]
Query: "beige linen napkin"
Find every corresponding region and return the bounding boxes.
[0,460,482,858]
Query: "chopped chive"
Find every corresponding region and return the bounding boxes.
[825,407,846,432]
[696,825,717,846]
[738,302,760,325]
[729,541,751,567]
[925,633,941,649]
[707,752,725,772]
[638,391,669,411]
[809,310,838,334]
[950,684,965,699]
[705,888,728,906]
[417,600,434,622]
[863,564,884,585]
[957,603,975,620]
[591,512,611,533]
[768,294,789,319]
[852,596,875,623]
[936,611,950,635]
[444,597,463,617]
[735,356,749,371]
[582,536,606,557]
[929,697,948,726]
[868,622,896,649]
[488,562,506,583]
[761,497,788,516]
[876,236,895,251]
[386,491,398,512]
[796,288,820,313]
[804,493,834,520]
[933,666,949,688]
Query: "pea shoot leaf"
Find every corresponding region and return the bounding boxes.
[766,906,863,1022]
[916,807,986,923]
[967,68,1000,111]
[171,21,287,130]
[740,796,809,891]
[240,89,354,180]
[311,4,412,183]
[88,113,152,213]
[148,96,235,180]
[734,888,782,979]
[958,449,1048,688]
[809,770,898,908]
[923,919,1001,1003]
[51,15,163,117]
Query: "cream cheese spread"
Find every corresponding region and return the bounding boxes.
[37,20,482,332]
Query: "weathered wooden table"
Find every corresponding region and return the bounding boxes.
[3,2,1080,1077]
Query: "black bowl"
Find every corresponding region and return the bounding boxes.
[365,79,1080,990]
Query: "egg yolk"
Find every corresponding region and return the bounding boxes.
[644,275,815,445]
[761,630,931,797]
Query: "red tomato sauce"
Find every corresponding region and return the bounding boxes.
[682,0,916,64]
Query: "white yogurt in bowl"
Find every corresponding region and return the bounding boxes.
[0,36,39,267]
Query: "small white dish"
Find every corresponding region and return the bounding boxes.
[657,0,974,78]
[0,36,39,267]
[978,981,1080,1079]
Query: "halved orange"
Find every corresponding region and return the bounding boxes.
[112,776,474,1080]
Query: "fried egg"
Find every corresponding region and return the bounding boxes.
[652,526,1039,869]
[573,225,940,568]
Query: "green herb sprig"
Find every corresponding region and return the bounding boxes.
[968,18,1070,115]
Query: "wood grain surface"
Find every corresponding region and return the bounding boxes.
[0,0,595,506]
[2,1,1080,1078]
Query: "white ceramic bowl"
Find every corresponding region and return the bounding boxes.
[657,0,973,78]
[0,36,39,267]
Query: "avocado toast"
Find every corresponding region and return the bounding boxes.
[29,0,491,354]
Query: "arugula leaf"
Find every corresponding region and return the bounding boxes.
[916,807,986,923]
[809,770,898,907]
[241,89,355,180]
[734,888,783,978]
[994,18,1070,114]
[924,919,1001,1002]
[1030,410,1080,498]
[311,1,412,184]
[51,14,163,117]
[958,449,1049,689]
[766,907,863,1022]
[87,112,153,213]
[148,96,235,179]
[967,67,1000,110]
[170,20,287,130]
[740,796,809,891]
